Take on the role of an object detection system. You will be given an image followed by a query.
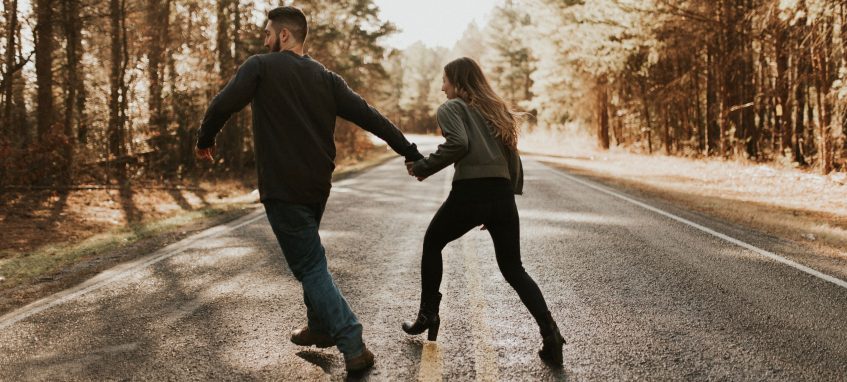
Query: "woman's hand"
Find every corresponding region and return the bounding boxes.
[405,161,426,181]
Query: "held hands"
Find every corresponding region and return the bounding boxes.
[195,146,216,163]
[405,161,426,182]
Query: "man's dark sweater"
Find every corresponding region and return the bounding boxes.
[197,51,423,203]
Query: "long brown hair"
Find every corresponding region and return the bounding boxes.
[444,57,520,150]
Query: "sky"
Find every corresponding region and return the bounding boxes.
[372,0,502,50]
[11,0,501,52]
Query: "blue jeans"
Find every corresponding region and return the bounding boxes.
[263,200,364,359]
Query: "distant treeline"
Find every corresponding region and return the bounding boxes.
[464,0,847,174]
[3,0,843,190]
[0,0,403,187]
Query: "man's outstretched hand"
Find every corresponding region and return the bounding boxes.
[196,146,216,163]
[405,161,425,182]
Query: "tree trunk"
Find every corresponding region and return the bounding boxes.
[721,0,738,157]
[663,105,671,155]
[775,22,791,156]
[754,30,768,161]
[842,4,847,163]
[706,45,719,156]
[694,59,705,154]
[147,0,171,169]
[230,0,244,168]
[595,78,610,150]
[35,0,55,139]
[812,16,834,174]
[215,0,238,167]
[61,0,83,182]
[741,0,757,159]
[793,3,809,166]
[108,0,127,179]
[3,0,17,135]
[12,24,27,145]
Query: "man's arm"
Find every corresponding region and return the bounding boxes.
[410,101,469,179]
[196,56,261,150]
[332,73,423,162]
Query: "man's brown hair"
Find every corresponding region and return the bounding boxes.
[268,6,308,43]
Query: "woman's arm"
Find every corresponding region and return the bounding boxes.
[411,100,469,179]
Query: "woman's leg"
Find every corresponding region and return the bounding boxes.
[486,197,565,364]
[420,197,484,298]
[404,197,483,339]
[484,197,550,325]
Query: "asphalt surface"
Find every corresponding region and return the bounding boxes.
[1,137,846,381]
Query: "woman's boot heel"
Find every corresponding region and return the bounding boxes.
[402,292,442,340]
[426,319,440,341]
[538,311,565,366]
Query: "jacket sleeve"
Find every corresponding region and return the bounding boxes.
[196,55,261,149]
[332,73,423,162]
[507,148,524,195]
[411,101,469,178]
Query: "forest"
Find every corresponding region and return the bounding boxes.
[1,0,845,191]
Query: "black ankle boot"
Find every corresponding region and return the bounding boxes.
[402,292,442,341]
[538,311,565,366]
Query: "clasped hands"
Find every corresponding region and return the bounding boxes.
[405,161,426,182]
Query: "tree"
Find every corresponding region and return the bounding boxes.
[61,0,85,180]
[34,0,55,140]
[108,0,128,179]
[481,0,535,108]
[146,0,170,164]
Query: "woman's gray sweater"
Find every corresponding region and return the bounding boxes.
[412,98,524,194]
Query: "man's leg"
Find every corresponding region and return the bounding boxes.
[304,292,328,334]
[264,200,365,359]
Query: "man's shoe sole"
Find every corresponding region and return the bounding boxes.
[290,338,336,348]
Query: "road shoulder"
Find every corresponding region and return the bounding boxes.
[530,153,847,283]
[0,148,399,316]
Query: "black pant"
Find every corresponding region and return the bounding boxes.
[421,178,551,327]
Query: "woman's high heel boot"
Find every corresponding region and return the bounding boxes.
[538,311,565,366]
[402,292,442,341]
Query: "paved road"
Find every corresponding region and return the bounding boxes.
[1,141,846,381]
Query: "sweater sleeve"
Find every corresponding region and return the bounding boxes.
[411,100,469,178]
[196,55,261,149]
[332,73,423,162]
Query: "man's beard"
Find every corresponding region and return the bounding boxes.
[271,39,281,52]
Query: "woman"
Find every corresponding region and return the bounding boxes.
[402,57,565,365]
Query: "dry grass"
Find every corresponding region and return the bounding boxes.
[521,128,847,259]
[0,147,398,313]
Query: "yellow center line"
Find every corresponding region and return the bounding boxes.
[462,235,500,382]
[417,168,499,381]
[417,342,444,382]
[416,169,452,382]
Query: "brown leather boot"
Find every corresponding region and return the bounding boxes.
[290,326,335,348]
[345,347,375,372]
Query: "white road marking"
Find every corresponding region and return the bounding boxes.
[0,209,268,331]
[544,162,847,290]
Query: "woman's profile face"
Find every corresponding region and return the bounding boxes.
[442,73,458,100]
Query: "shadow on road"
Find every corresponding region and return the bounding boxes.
[295,350,334,374]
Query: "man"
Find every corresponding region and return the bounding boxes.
[195,6,423,373]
